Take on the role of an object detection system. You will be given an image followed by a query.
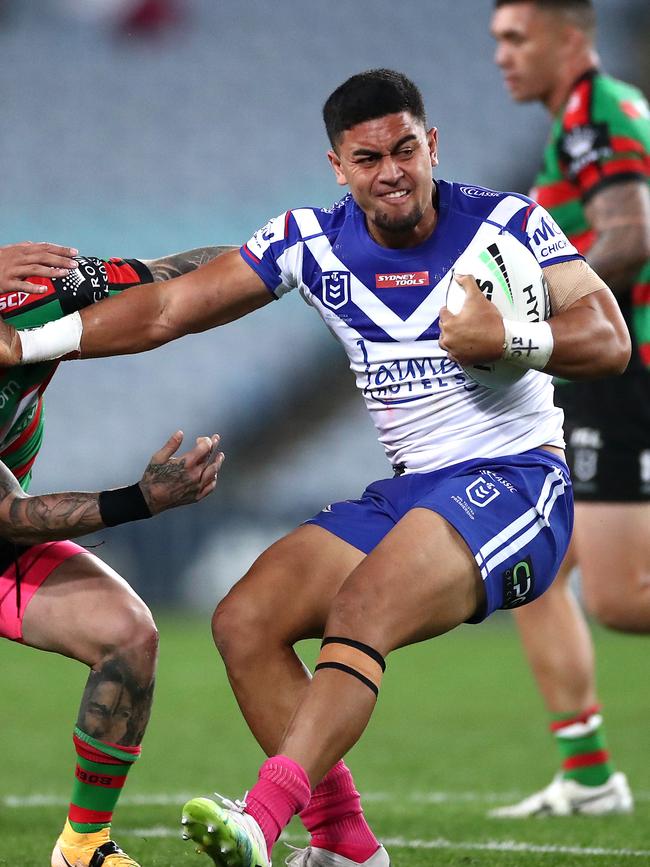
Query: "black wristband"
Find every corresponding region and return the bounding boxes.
[98,483,152,527]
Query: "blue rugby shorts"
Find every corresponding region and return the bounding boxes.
[305,448,573,622]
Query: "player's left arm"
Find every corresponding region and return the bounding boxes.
[582,179,650,293]
[440,260,631,380]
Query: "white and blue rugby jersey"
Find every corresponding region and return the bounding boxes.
[241,179,582,474]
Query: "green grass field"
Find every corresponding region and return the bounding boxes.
[1,613,648,866]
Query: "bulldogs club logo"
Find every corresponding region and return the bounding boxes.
[321,271,350,310]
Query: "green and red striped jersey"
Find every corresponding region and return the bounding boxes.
[531,69,650,368]
[0,257,152,490]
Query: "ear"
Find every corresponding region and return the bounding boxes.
[562,24,586,59]
[327,149,348,187]
[427,127,439,168]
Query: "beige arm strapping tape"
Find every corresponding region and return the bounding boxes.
[543,259,608,314]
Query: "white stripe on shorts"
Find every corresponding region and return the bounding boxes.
[475,467,566,579]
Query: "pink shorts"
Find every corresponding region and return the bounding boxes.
[0,540,86,642]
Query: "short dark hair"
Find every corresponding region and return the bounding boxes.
[323,69,426,149]
[493,0,596,35]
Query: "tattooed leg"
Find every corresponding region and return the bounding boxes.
[21,551,158,842]
[77,655,153,746]
[77,655,155,747]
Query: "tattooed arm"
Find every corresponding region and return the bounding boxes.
[0,431,223,544]
[141,245,236,281]
[584,180,650,294]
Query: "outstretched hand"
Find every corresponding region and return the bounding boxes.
[0,241,78,294]
[139,431,224,514]
[439,274,505,365]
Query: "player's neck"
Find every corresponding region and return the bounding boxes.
[544,50,600,116]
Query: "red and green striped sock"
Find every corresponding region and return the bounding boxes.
[68,727,141,833]
[551,706,613,787]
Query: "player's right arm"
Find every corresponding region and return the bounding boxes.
[0,249,272,363]
[0,430,223,544]
[79,250,271,357]
[141,245,236,281]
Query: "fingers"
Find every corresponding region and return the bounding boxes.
[14,242,78,272]
[148,432,223,503]
[150,430,184,465]
[0,241,79,294]
[196,449,225,501]
[21,241,78,264]
[455,273,481,293]
[10,277,52,294]
[176,433,220,469]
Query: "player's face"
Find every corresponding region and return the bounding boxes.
[491,3,568,104]
[328,112,439,248]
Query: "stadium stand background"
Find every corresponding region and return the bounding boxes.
[0,0,647,607]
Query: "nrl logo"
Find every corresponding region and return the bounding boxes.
[465,477,500,508]
[321,271,350,310]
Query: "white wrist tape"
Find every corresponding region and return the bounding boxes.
[501,319,554,371]
[19,311,83,363]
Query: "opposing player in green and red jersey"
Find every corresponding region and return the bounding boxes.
[490,0,650,817]
[0,242,227,866]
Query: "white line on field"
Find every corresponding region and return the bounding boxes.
[381,837,650,858]
[3,790,650,808]
[121,828,650,859]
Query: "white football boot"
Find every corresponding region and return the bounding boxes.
[488,771,634,818]
[284,845,390,866]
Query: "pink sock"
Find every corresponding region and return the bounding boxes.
[299,761,380,863]
[245,756,311,857]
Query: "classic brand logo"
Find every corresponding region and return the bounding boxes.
[465,477,500,508]
[321,271,350,310]
[375,271,429,288]
[459,186,500,198]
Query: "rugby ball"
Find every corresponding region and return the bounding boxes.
[445,232,550,387]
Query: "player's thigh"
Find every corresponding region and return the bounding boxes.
[573,501,650,601]
[22,550,156,666]
[214,523,366,643]
[326,507,485,655]
[326,454,573,653]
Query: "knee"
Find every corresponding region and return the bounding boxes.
[326,587,382,646]
[583,586,643,633]
[212,585,271,666]
[95,596,159,668]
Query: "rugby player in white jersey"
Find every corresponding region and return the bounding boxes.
[0,69,630,867]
